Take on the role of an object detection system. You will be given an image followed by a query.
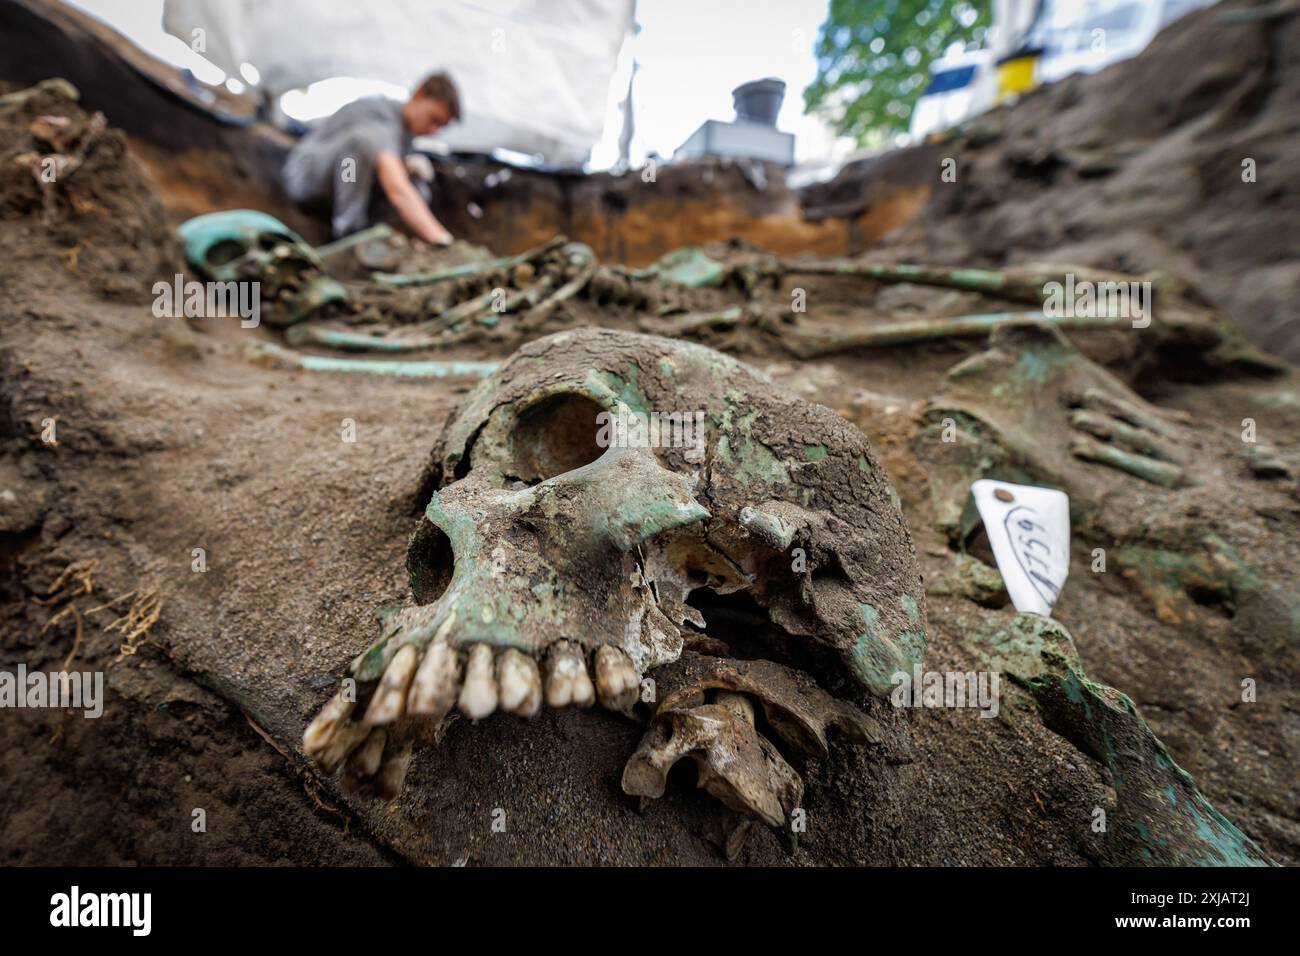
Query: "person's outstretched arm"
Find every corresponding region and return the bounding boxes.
[375,150,453,245]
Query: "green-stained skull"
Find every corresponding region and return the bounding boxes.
[303,329,925,821]
[178,209,345,326]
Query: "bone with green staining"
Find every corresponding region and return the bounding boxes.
[1077,386,1187,438]
[421,279,539,332]
[178,209,347,326]
[956,611,1272,866]
[1070,435,1186,488]
[1068,408,1173,459]
[372,236,568,287]
[304,328,924,811]
[777,260,1148,305]
[624,246,728,288]
[517,243,599,330]
[738,504,800,551]
[1112,530,1300,648]
[853,602,926,696]
[284,325,451,353]
[925,552,1008,606]
[917,322,1201,538]
[785,310,1132,357]
[313,223,395,261]
[247,341,500,378]
[639,305,746,337]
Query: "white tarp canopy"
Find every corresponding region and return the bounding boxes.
[163,0,634,165]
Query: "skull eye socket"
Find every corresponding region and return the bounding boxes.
[258,232,297,252]
[507,394,606,484]
[204,239,249,268]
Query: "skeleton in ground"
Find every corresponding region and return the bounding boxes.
[303,328,925,833]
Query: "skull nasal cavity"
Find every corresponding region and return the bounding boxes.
[509,394,606,483]
[408,523,454,605]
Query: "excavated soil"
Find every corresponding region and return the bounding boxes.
[1,59,1297,865]
[811,0,1300,361]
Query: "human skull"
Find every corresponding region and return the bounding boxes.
[178,209,345,326]
[305,328,925,801]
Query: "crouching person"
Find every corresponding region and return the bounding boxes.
[282,71,460,246]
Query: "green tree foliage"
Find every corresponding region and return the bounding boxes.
[805,0,991,145]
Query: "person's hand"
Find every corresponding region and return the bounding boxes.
[404,153,435,183]
[414,223,453,247]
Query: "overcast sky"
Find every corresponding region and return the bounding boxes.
[66,0,849,169]
[591,0,848,167]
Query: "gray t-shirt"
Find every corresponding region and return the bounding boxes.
[282,97,412,204]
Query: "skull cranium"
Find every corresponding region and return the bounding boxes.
[178,209,346,326]
[305,328,926,824]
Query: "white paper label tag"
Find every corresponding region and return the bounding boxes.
[971,479,1070,616]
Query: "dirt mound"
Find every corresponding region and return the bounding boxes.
[0,81,177,303]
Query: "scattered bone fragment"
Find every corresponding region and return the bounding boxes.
[623,652,883,850]
[247,341,500,378]
[0,77,79,109]
[622,688,802,831]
